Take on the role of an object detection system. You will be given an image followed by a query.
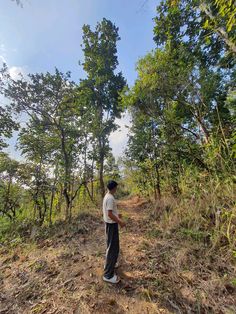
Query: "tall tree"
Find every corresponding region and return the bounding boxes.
[122,0,235,198]
[81,18,126,197]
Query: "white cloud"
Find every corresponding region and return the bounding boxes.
[109,112,132,159]
[9,66,25,79]
[0,43,26,78]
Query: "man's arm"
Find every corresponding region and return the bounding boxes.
[108,210,126,227]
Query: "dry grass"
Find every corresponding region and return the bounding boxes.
[0,196,236,313]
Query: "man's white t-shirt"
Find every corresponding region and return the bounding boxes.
[103,192,119,224]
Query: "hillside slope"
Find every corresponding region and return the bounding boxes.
[0,197,235,313]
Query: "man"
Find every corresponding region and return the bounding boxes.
[103,180,126,284]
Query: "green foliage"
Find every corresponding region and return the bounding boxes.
[179,228,207,241]
[0,24,124,224]
[0,153,22,220]
[0,65,19,149]
[147,227,162,239]
[0,7,234,255]
[4,68,95,221]
[202,0,236,53]
[225,89,236,157]
[104,153,120,180]
[231,278,236,287]
[154,0,236,59]
[123,0,235,198]
[120,0,236,253]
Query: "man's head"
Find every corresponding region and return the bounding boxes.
[107,180,118,194]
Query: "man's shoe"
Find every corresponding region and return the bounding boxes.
[104,262,120,270]
[103,274,120,284]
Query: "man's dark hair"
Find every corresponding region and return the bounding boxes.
[107,180,118,191]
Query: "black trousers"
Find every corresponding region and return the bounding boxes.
[104,222,120,279]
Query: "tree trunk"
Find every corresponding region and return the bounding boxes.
[84,183,96,204]
[99,156,105,197]
[63,187,71,220]
[60,127,72,220]
[56,184,63,213]
[197,116,210,144]
[154,164,161,200]
[91,158,94,199]
[49,189,54,226]
[98,137,105,197]
[41,193,47,226]
[97,103,105,198]
[151,120,161,200]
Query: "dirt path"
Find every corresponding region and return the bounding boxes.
[0,197,169,314]
[1,197,236,313]
[74,196,167,313]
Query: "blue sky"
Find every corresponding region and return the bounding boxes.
[0,0,158,159]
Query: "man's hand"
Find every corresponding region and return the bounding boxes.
[118,213,122,219]
[108,210,126,228]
